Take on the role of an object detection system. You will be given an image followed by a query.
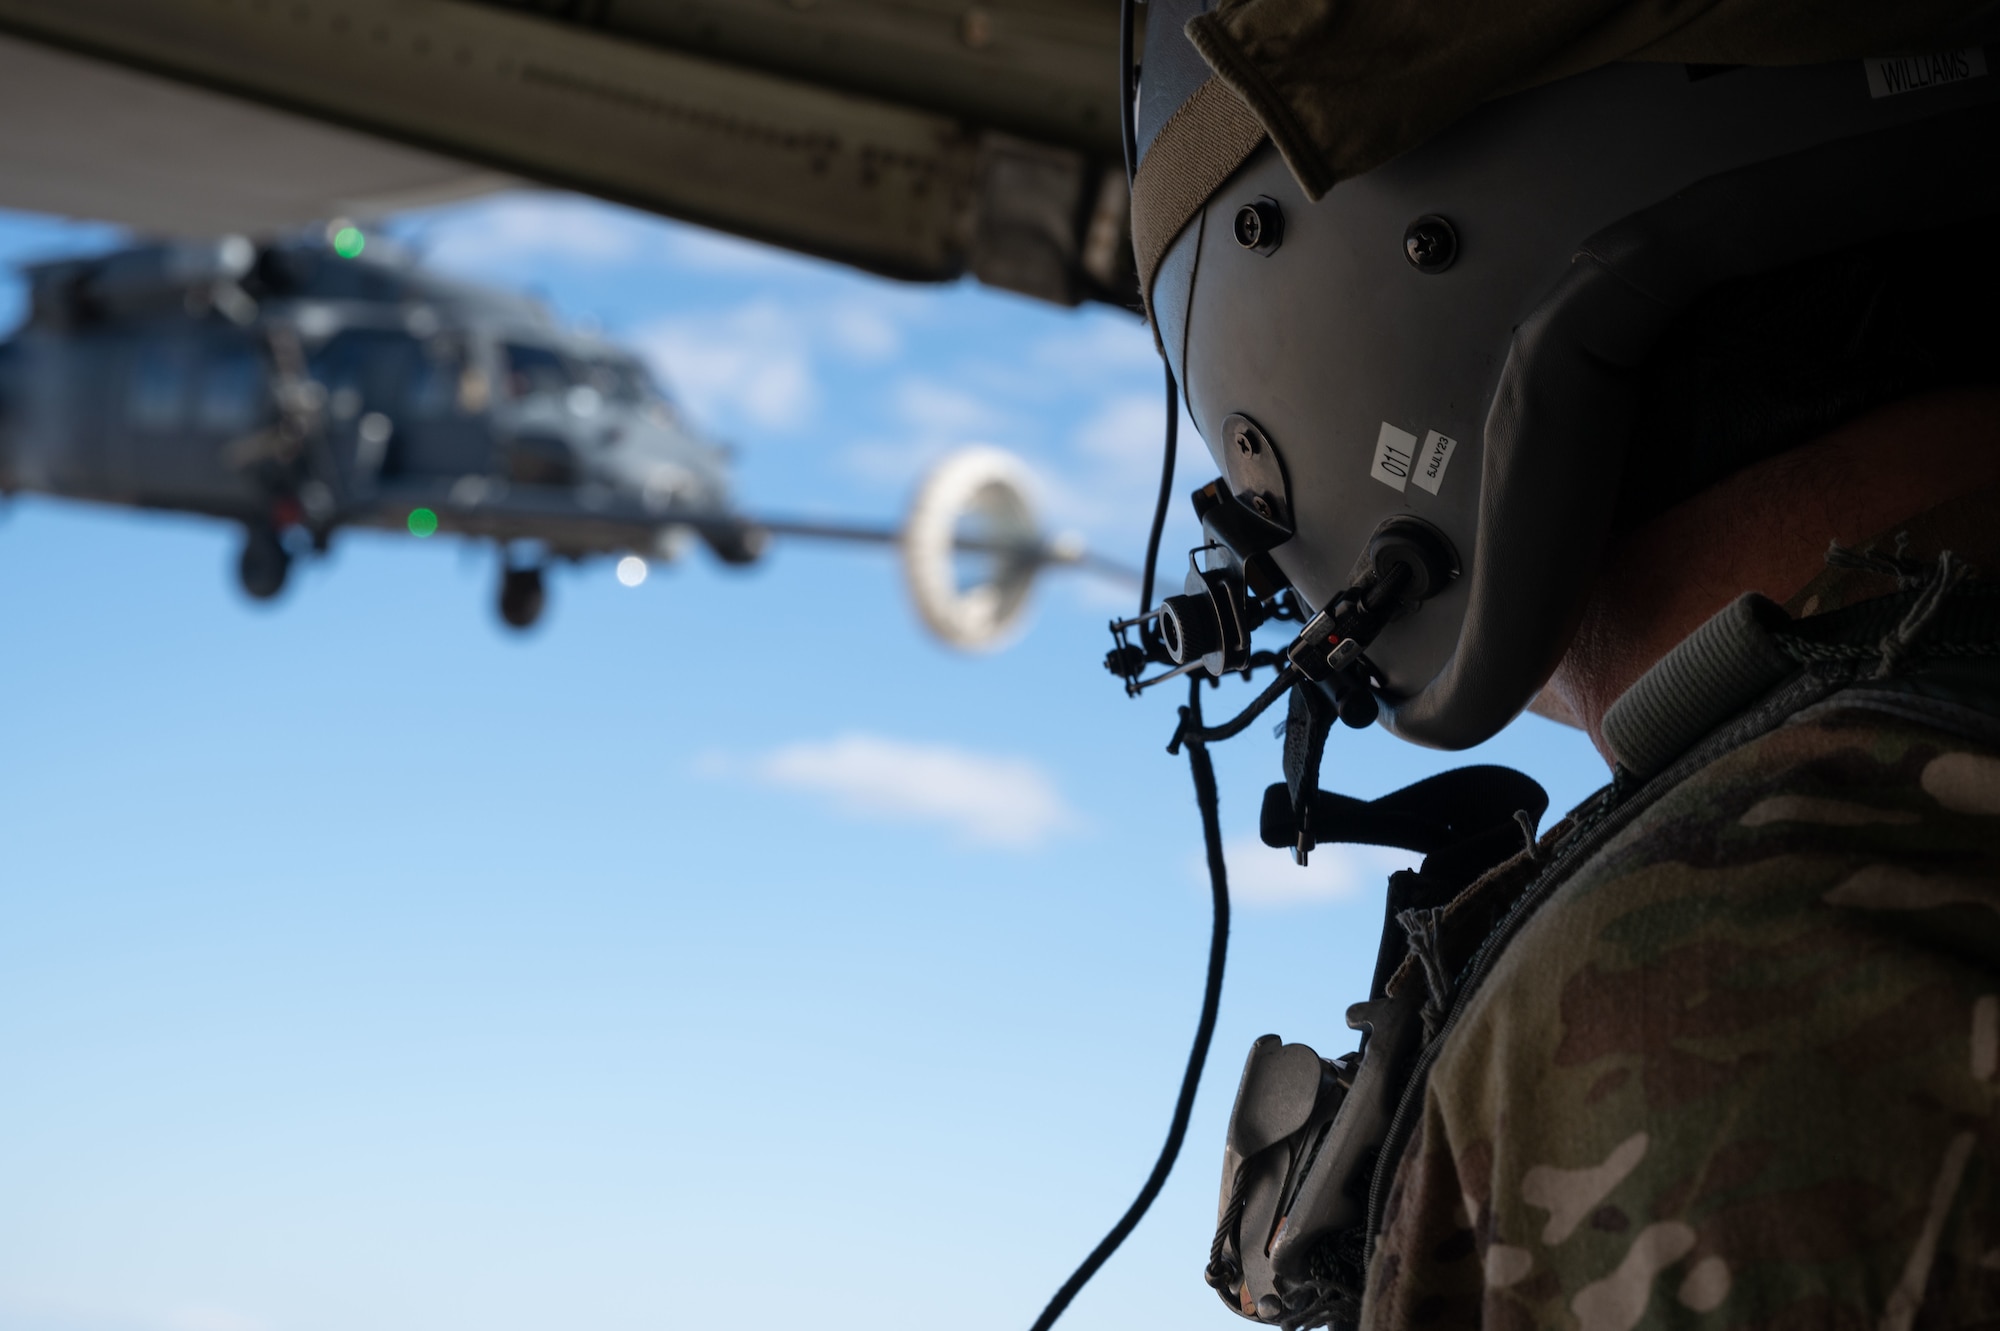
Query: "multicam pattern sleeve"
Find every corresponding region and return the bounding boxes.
[1363,693,2000,1331]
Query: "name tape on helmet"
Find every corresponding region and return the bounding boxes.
[1372,423,1458,496]
[1864,50,1987,99]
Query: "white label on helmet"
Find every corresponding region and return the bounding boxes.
[1371,423,1417,493]
[1863,49,1987,99]
[1412,430,1458,495]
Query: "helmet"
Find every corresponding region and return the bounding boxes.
[1134,1,2000,748]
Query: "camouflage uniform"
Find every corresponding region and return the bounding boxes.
[1363,526,2000,1331]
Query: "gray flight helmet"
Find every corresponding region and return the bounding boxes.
[1140,3,2000,749]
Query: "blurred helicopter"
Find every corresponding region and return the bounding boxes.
[0,228,1121,644]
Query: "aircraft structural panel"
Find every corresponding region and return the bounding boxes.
[0,0,1135,306]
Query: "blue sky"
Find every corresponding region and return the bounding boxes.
[0,195,1603,1331]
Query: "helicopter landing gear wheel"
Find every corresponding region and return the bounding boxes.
[498,564,546,630]
[238,525,291,601]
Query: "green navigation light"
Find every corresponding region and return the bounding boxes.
[332,225,367,259]
[407,507,438,537]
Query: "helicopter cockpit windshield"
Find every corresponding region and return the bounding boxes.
[503,342,678,430]
[310,329,479,484]
[501,343,568,403]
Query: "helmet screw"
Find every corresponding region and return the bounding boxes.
[1228,417,1266,457]
[1250,494,1273,518]
[1233,197,1284,256]
[1403,214,1458,273]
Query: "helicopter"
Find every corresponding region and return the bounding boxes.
[0,227,1119,643]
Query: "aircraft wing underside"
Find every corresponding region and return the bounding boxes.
[0,0,1134,308]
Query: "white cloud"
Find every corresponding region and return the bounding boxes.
[660,223,817,276]
[824,301,902,362]
[630,293,920,437]
[754,733,1075,849]
[840,437,953,488]
[1218,834,1413,907]
[1058,572,1145,612]
[409,189,867,287]
[894,378,1006,438]
[1075,392,1169,477]
[1030,391,1204,545]
[1032,315,1159,380]
[631,301,816,431]
[418,192,652,270]
[838,378,1014,486]
[169,1307,268,1331]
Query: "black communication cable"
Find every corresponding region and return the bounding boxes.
[1118,0,1139,188]
[1124,0,1180,651]
[1139,363,1180,646]
[1026,9,1234,1328]
[1173,664,1299,751]
[1028,677,1231,1331]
